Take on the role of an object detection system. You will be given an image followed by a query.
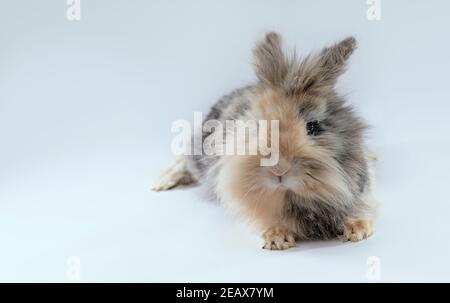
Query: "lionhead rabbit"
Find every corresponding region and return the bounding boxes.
[154,32,377,250]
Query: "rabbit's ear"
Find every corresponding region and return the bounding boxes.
[253,32,289,87]
[295,37,357,94]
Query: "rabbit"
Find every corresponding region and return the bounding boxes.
[153,32,377,250]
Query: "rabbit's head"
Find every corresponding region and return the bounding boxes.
[228,33,368,205]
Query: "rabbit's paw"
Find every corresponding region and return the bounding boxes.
[262,226,297,250]
[340,219,374,242]
[153,157,195,191]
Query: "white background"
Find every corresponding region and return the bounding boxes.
[1,0,449,282]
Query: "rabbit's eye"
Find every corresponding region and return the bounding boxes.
[306,120,321,136]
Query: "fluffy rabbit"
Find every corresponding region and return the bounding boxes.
[154,32,377,250]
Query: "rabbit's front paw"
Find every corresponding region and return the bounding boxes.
[340,219,374,242]
[262,226,297,250]
[152,157,195,192]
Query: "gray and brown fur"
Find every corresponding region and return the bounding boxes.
[154,32,377,250]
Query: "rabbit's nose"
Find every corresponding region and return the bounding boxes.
[269,159,292,177]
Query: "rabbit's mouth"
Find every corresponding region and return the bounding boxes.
[264,172,302,193]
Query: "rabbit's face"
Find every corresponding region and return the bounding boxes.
[250,88,355,202]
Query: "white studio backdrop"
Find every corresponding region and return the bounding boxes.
[0,0,449,282]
